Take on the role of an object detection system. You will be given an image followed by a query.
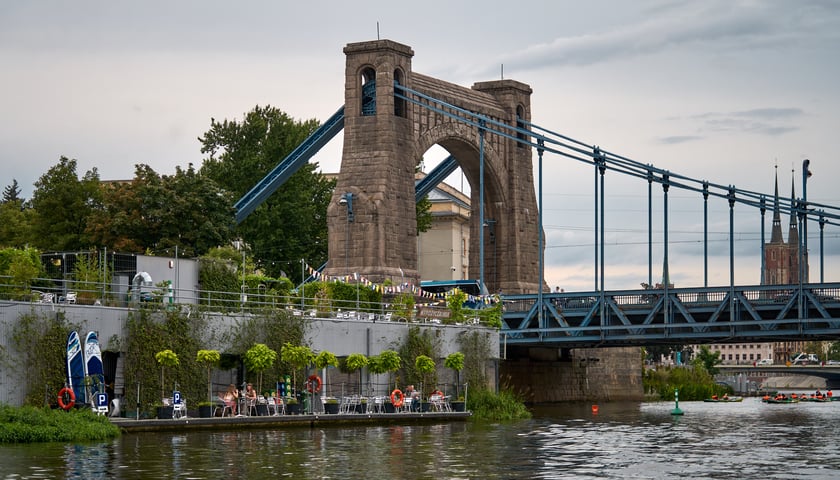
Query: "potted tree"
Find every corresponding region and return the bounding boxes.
[155,349,179,419]
[315,350,338,412]
[281,343,314,413]
[445,352,466,412]
[196,349,221,417]
[244,343,277,415]
[344,353,368,397]
[415,355,436,412]
[378,350,401,413]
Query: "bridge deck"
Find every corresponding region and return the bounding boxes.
[501,283,840,347]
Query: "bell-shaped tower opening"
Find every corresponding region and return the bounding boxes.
[516,105,527,148]
[394,69,407,118]
[361,67,376,116]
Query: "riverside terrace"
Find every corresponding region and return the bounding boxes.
[110,409,471,434]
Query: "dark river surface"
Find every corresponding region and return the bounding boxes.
[3,398,839,479]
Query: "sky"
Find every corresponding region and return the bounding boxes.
[2,0,840,292]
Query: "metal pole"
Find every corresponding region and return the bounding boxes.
[760,197,766,285]
[479,120,486,292]
[301,259,305,310]
[594,147,599,291]
[820,212,825,283]
[802,159,810,283]
[599,154,605,293]
[663,174,670,327]
[648,170,653,289]
[703,182,709,288]
[728,187,736,321]
[537,140,545,328]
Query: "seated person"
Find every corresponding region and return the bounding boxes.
[222,384,239,415]
[244,383,258,413]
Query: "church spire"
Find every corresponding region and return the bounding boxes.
[770,166,783,243]
[788,169,799,247]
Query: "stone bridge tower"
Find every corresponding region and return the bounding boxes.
[325,39,542,294]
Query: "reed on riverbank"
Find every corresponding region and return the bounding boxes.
[468,388,531,421]
[643,365,731,401]
[0,405,121,443]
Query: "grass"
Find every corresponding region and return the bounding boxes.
[0,404,121,444]
[467,388,532,421]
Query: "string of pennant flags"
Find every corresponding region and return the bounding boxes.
[304,263,501,307]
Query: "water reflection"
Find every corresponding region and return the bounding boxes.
[3,399,840,479]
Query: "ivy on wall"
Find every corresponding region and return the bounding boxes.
[398,326,440,389]
[7,311,80,406]
[457,330,493,390]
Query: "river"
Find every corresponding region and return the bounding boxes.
[3,397,839,479]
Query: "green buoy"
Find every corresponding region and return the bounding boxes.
[671,388,684,416]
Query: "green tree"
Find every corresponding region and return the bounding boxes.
[0,200,33,248]
[280,343,314,394]
[416,194,433,233]
[244,343,277,395]
[2,179,21,203]
[693,345,722,375]
[155,349,180,401]
[30,156,101,251]
[87,163,234,256]
[199,105,335,281]
[196,349,221,403]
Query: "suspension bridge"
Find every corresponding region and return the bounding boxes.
[234,39,840,350]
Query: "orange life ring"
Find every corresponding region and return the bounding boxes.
[391,389,405,407]
[58,387,75,411]
[305,374,322,393]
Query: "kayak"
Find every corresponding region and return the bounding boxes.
[704,397,743,402]
[762,397,799,404]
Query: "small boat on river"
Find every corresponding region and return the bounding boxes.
[762,396,799,404]
[703,396,743,403]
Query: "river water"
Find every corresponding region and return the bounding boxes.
[3,398,839,479]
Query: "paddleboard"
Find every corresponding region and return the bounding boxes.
[66,331,86,404]
[84,331,104,396]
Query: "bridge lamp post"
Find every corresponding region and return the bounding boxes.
[802,159,811,283]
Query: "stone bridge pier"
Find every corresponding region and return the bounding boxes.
[501,346,644,403]
[325,39,541,294]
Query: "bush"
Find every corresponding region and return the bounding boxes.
[0,405,120,443]
[467,388,531,422]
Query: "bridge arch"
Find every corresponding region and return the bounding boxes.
[326,39,542,294]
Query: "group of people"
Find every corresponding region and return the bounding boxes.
[219,383,258,416]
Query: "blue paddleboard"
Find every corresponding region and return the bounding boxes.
[66,331,86,404]
[84,331,104,395]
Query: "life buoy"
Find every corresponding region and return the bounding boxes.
[58,387,75,411]
[305,374,322,393]
[391,389,405,407]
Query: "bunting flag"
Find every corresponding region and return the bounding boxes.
[299,261,500,305]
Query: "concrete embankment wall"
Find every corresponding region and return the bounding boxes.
[501,346,644,402]
[0,301,500,406]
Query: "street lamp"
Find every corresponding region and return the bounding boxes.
[802,159,811,283]
[339,192,354,222]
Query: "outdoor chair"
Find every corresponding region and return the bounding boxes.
[215,396,234,417]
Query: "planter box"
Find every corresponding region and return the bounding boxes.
[286,403,301,415]
[198,405,214,418]
[324,402,339,414]
[450,401,466,412]
[384,402,395,413]
[157,406,174,419]
[256,404,269,416]
[418,402,430,413]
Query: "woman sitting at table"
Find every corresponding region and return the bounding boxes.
[222,384,239,416]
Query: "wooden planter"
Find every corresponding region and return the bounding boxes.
[156,406,174,419]
[198,405,214,418]
[324,402,340,414]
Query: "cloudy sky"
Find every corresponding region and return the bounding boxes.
[2,0,839,291]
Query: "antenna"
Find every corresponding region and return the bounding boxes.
[377,21,380,40]
[501,64,504,80]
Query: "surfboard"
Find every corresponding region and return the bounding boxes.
[84,331,104,396]
[66,331,86,404]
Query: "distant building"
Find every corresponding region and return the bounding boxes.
[415,172,471,282]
